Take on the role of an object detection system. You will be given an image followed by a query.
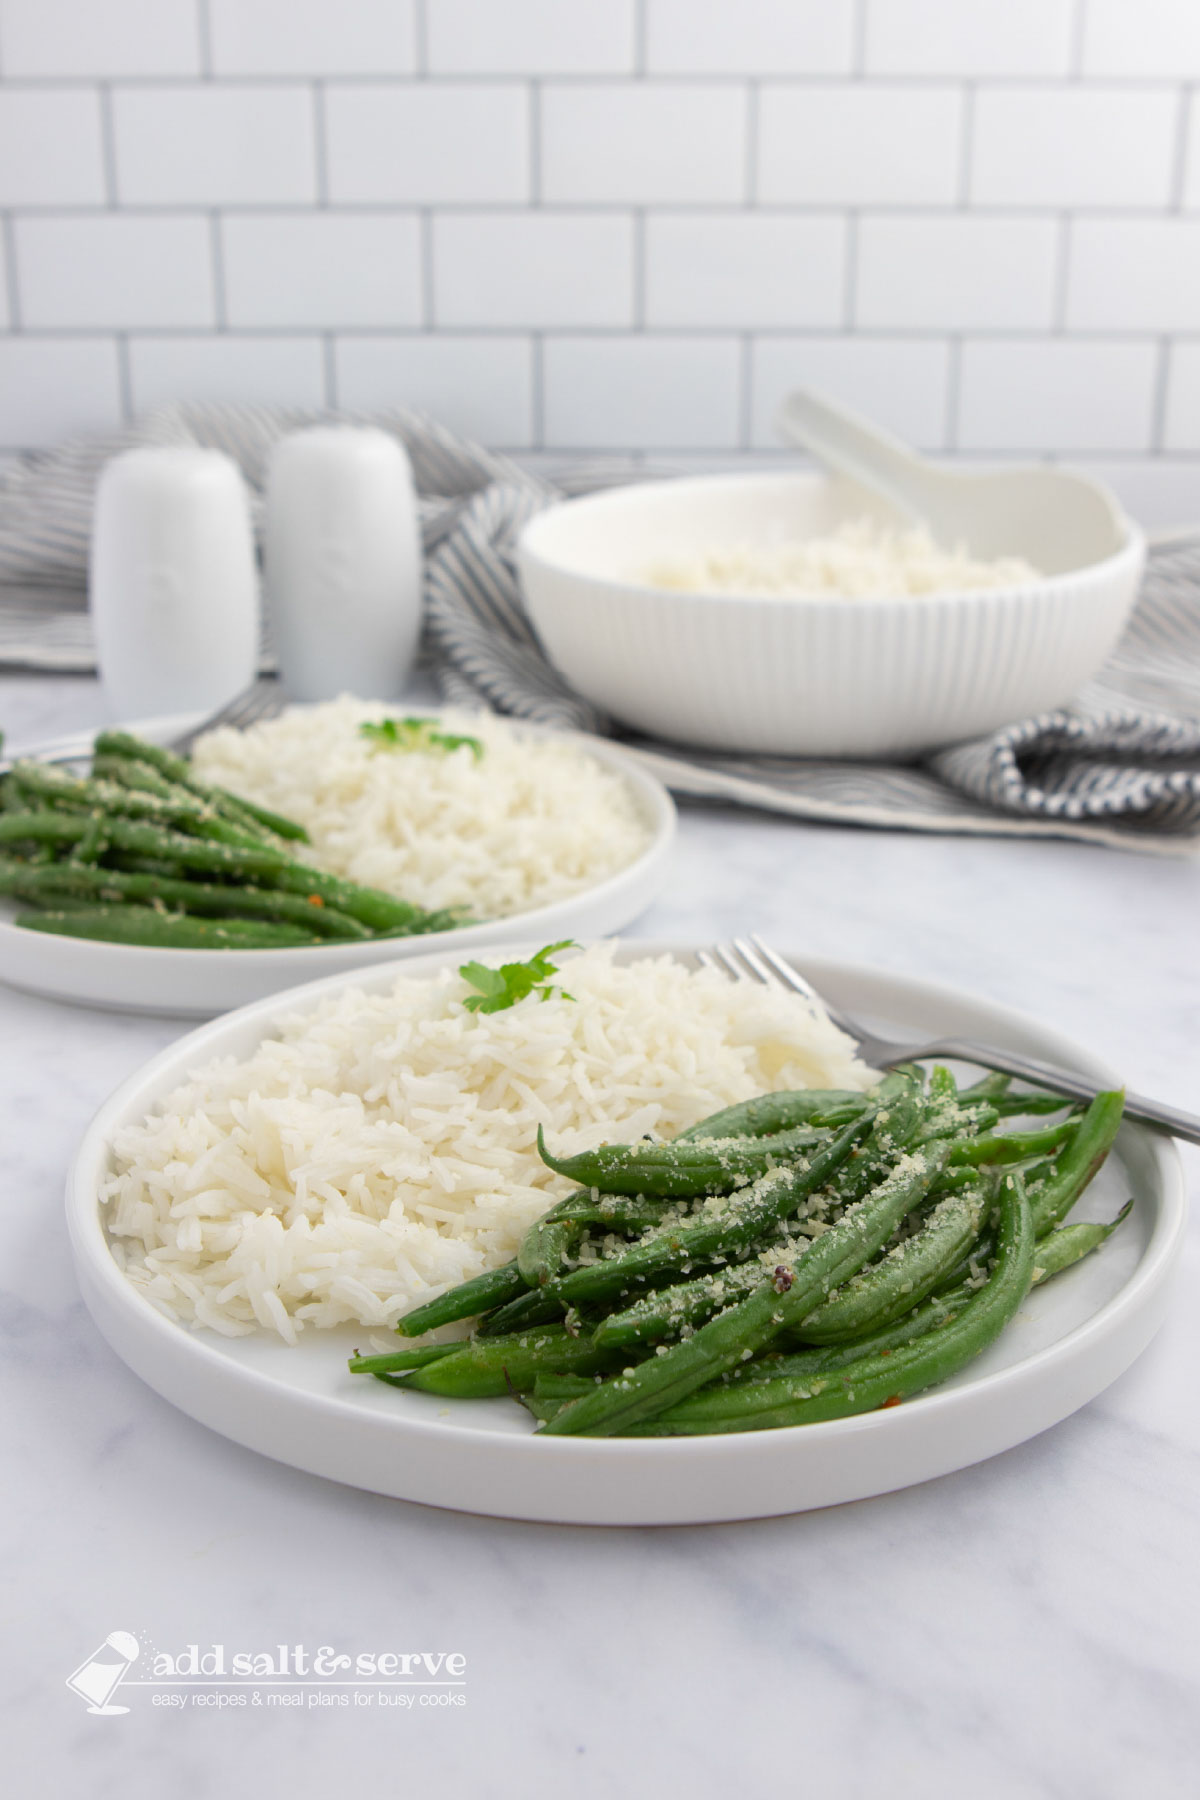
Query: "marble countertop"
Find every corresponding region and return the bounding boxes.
[3,674,1198,1799]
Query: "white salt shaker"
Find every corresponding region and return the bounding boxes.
[264,426,423,701]
[90,446,259,720]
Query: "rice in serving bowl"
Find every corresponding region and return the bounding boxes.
[102,943,873,1342]
[190,698,652,921]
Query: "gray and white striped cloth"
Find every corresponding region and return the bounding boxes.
[3,402,1199,852]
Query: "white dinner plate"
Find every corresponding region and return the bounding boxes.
[66,942,1186,1526]
[0,712,675,1016]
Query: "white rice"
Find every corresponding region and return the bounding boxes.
[190,698,652,920]
[642,517,1039,599]
[102,944,873,1342]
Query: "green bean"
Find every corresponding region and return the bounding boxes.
[474,1287,568,1337]
[626,1171,1035,1435]
[535,1122,826,1198]
[67,812,108,866]
[539,1138,949,1437]
[674,1087,876,1142]
[347,1343,461,1375]
[0,809,89,848]
[93,729,310,841]
[0,855,372,939]
[516,1194,672,1288]
[376,1323,623,1398]
[1027,1090,1124,1235]
[591,1252,780,1351]
[789,1184,987,1345]
[541,1108,878,1310]
[394,1261,528,1337]
[948,1116,1080,1165]
[91,751,289,849]
[10,760,268,850]
[15,905,323,949]
[1031,1202,1132,1283]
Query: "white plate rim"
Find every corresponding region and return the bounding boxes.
[66,941,1187,1524]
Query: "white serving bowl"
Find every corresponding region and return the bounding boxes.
[517,470,1146,759]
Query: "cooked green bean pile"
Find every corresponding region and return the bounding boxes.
[352,1069,1130,1437]
[0,730,469,949]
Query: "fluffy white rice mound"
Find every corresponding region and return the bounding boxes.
[190,698,652,920]
[643,517,1039,599]
[102,944,873,1342]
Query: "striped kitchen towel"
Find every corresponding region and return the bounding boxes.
[2,402,1198,851]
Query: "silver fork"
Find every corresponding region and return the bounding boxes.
[0,679,286,776]
[705,935,1200,1147]
[162,678,285,755]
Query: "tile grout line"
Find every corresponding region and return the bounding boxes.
[1052,214,1072,333]
[738,333,753,451]
[529,80,541,205]
[209,211,226,330]
[420,209,435,329]
[531,331,545,451]
[958,82,975,208]
[196,0,213,79]
[323,332,338,409]
[312,82,329,207]
[2,213,21,329]
[414,0,428,77]
[944,335,962,450]
[115,331,133,422]
[1150,338,1172,454]
[98,82,119,207]
[632,208,645,329]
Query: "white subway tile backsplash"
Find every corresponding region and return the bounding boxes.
[0,16,1194,476]
[543,337,741,449]
[326,84,529,204]
[335,334,534,445]
[856,216,1058,330]
[541,84,746,205]
[646,0,854,75]
[0,0,199,78]
[113,86,316,206]
[128,335,327,412]
[0,337,123,447]
[15,215,214,328]
[1082,0,1200,78]
[958,341,1157,451]
[1074,459,1200,530]
[434,213,632,327]
[209,0,415,76]
[222,213,423,328]
[864,0,1075,76]
[645,214,845,328]
[0,88,106,207]
[427,1,634,74]
[971,88,1178,209]
[751,337,951,450]
[1067,221,1200,333]
[757,85,962,207]
[1163,345,1200,451]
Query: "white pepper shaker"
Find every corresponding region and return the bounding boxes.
[90,446,259,720]
[264,426,423,701]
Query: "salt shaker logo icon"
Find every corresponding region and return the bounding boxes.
[66,1631,140,1714]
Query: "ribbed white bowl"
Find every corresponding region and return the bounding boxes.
[517,472,1146,758]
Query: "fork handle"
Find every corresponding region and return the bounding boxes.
[894,1039,1200,1148]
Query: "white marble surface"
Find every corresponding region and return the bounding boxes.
[3,674,1198,1798]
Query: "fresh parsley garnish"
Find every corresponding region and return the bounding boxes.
[459,942,579,1014]
[359,717,484,760]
